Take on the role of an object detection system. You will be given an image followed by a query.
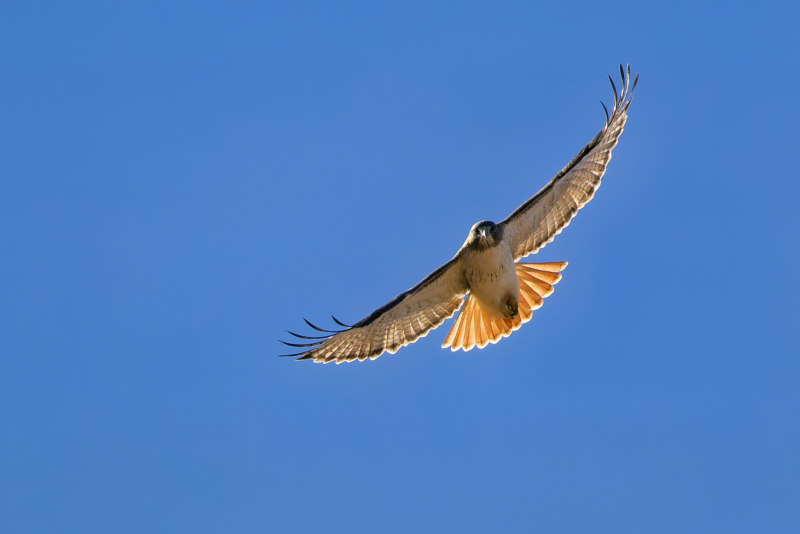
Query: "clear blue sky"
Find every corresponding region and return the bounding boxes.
[1,1,798,532]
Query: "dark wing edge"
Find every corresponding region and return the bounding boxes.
[279,256,468,364]
[499,64,638,261]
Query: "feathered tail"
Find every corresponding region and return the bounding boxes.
[441,261,567,351]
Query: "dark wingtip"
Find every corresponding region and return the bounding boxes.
[620,64,628,99]
[287,330,329,340]
[331,315,353,328]
[607,64,639,116]
[303,317,344,333]
[278,351,309,358]
[600,101,610,124]
[608,75,618,108]
[279,339,325,348]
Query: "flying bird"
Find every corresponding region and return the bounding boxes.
[281,65,638,364]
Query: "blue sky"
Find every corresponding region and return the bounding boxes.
[1,1,798,532]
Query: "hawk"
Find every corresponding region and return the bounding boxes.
[281,65,638,364]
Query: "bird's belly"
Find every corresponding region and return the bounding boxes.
[463,243,518,321]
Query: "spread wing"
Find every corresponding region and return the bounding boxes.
[280,258,469,363]
[500,65,638,261]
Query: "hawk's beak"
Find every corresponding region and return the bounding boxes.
[479,228,488,238]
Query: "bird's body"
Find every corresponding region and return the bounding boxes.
[460,222,519,322]
[281,65,638,363]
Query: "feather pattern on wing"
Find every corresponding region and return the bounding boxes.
[280,257,469,363]
[500,65,638,261]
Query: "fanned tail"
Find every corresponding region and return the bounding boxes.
[441,261,567,352]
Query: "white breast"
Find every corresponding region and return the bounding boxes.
[462,240,519,321]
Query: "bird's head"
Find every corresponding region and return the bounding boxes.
[467,220,501,249]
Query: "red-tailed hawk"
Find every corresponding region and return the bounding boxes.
[281,65,638,363]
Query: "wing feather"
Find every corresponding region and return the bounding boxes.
[500,65,638,260]
[282,257,468,363]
